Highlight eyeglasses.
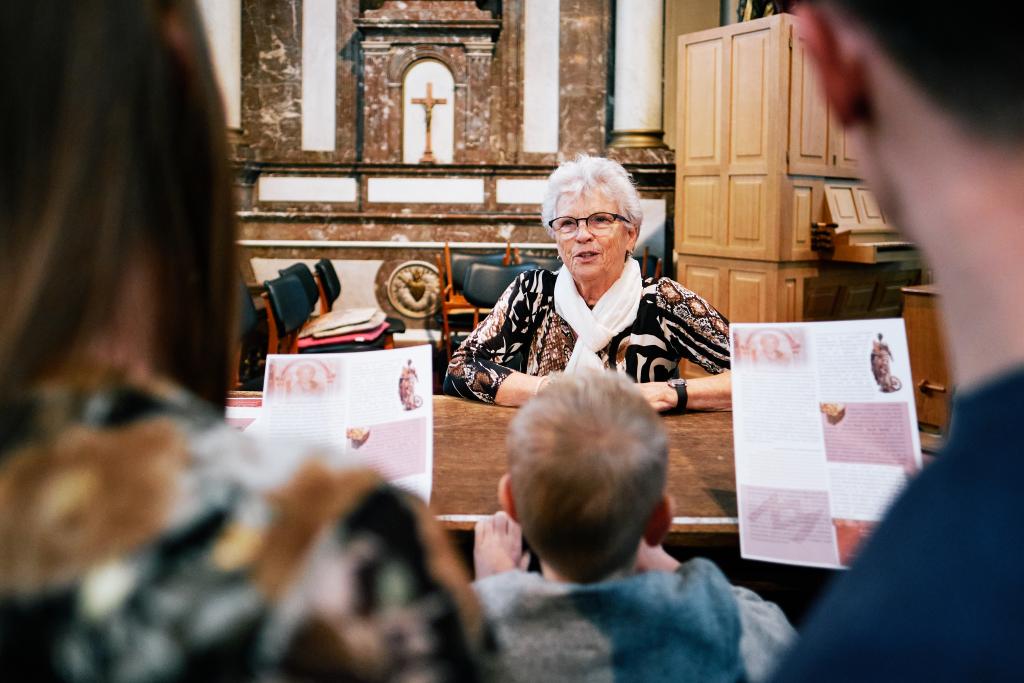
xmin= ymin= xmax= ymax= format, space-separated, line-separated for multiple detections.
xmin=547 ymin=212 xmax=630 ymax=236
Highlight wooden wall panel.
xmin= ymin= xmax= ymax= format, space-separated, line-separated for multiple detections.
xmin=902 ymin=288 xmax=951 ymax=431
xmin=787 ymin=27 xmax=829 ymax=175
xmin=835 ymin=282 xmax=876 ymax=317
xmin=682 ymin=264 xmax=723 ymax=309
xmin=792 ymin=185 xmax=813 ymax=250
xmin=825 ymin=185 xmax=858 ymax=224
xmin=831 ymin=115 xmax=859 ymax=177
xmin=780 ymin=275 xmax=799 ymax=321
xmin=872 ymin=272 xmax=918 ymax=317
xmin=729 ymin=269 xmax=769 ymax=322
xmin=855 ymin=187 xmax=885 ymax=226
xmin=729 ymin=28 xmax=770 ymax=167
xmin=680 ymin=176 xmax=722 ymax=247
xmin=727 ymin=175 xmax=766 ymax=249
xmin=682 ymin=38 xmax=724 ymax=168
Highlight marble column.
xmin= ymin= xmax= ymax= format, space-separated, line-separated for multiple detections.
xmin=609 ymin=0 xmax=665 ymax=148
xmin=197 ymin=0 xmax=241 ymax=129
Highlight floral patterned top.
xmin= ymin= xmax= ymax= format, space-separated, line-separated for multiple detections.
xmin=444 ymin=269 xmax=731 ymax=403
xmin=0 ymin=375 xmax=489 ymax=681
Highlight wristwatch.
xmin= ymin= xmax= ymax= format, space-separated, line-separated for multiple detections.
xmin=666 ymin=377 xmax=688 ymax=414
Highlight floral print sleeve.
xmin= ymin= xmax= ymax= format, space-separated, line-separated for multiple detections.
xmin=649 ymin=278 xmax=731 ymax=374
xmin=443 ymin=270 xmax=549 ymax=403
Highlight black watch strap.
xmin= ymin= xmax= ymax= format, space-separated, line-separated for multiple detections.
xmin=667 ymin=379 xmax=688 ymax=414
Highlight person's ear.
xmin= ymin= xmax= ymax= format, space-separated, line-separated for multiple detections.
xmin=796 ymin=5 xmax=870 ymax=128
xmin=498 ymin=473 xmax=519 ymax=522
xmin=626 ymin=223 xmax=640 ymax=255
xmin=642 ymin=494 xmax=673 ymax=546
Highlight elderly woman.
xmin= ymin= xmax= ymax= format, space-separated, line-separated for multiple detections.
xmin=444 ymin=155 xmax=731 ymax=411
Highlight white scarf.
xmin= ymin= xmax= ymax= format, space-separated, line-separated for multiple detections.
xmin=554 ymin=258 xmax=642 ymax=374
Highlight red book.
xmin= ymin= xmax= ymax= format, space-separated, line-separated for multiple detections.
xmin=296 ymin=320 xmax=389 ymax=349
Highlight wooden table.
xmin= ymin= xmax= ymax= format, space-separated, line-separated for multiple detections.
xmin=432 ymin=396 xmax=739 ymax=547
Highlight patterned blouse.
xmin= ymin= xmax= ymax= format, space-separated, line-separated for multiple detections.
xmin=444 ymin=269 xmax=731 ymax=403
xmin=0 ymin=375 xmax=489 ymax=681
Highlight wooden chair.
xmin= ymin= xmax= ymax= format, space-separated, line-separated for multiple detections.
xmin=438 ymin=241 xmax=519 ymax=359
xmin=233 ymin=280 xmax=263 ymax=389
xmin=462 ymin=262 xmax=539 ymax=327
xmin=314 ymin=258 xmax=341 ymax=314
xmin=521 ymin=255 xmax=561 ymax=272
xmin=278 ymin=263 xmax=320 ymax=313
xmin=263 ymin=274 xmax=314 ymax=355
xmin=276 ymin=258 xmax=404 ymax=354
xmin=635 ymin=246 xmax=663 ymax=280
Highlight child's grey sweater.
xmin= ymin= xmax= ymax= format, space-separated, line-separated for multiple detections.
xmin=474 ymin=558 xmax=795 ymax=683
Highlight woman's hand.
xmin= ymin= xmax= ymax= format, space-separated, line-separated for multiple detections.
xmin=637 ymin=371 xmax=732 ymax=413
xmin=637 ymin=381 xmax=679 ymax=412
xmin=494 ymin=372 xmax=550 ymax=407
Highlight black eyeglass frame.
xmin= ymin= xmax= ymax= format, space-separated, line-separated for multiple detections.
xmin=546 ymin=212 xmax=632 ymax=234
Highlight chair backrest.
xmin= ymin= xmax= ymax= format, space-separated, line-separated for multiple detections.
xmin=238 ymin=280 xmax=259 ymax=338
xmin=523 ymin=256 xmax=562 ymax=272
xmin=278 ymin=263 xmax=319 ymax=309
xmin=449 ymin=251 xmax=509 ymax=292
xmin=264 ymin=274 xmax=313 ymax=336
xmin=314 ymin=258 xmax=342 ymax=310
xmin=634 ymin=252 xmax=662 ymax=280
xmin=463 ymin=262 xmax=539 ymax=309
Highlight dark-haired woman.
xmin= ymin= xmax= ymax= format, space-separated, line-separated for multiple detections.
xmin=0 ymin=2 xmax=487 ymax=680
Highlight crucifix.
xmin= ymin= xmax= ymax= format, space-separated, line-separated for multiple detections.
xmin=411 ymin=82 xmax=447 ymax=164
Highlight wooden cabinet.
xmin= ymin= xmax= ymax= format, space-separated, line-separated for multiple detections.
xmin=902 ymin=285 xmax=951 ymax=434
xmin=788 ymin=26 xmax=859 ymax=178
xmin=675 ymin=15 xmax=918 ymax=324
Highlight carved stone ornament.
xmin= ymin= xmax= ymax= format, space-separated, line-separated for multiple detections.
xmin=356 ymin=0 xmax=500 ymax=164
xmin=387 ymin=260 xmax=441 ymax=318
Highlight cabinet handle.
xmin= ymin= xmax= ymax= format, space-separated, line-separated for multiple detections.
xmin=832 ymin=153 xmax=837 ymax=165
xmin=918 ymin=379 xmax=948 ymax=395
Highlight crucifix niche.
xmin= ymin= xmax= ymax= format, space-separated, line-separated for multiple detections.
xmin=401 ymin=59 xmax=455 ymax=164
xmin=412 ymin=83 xmax=447 ymax=164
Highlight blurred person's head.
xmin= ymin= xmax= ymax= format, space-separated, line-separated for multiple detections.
xmin=796 ymin=1 xmax=1024 ymax=241
xmin=799 ymin=1 xmax=1023 ymax=144
xmin=500 ymin=372 xmax=671 ymax=583
xmin=797 ymin=2 xmax=1024 ymax=387
xmin=0 ymin=0 xmax=236 ymax=403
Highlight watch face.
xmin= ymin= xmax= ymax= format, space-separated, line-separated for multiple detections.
xmin=667 ymin=378 xmax=687 ymax=387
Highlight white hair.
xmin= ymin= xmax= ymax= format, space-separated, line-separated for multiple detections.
xmin=540 ymin=154 xmax=644 ymax=238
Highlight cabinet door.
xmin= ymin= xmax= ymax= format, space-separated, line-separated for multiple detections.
xmin=729 ymin=24 xmax=773 ymax=171
xmin=787 ymin=27 xmax=831 ymax=176
xmin=903 ymin=291 xmax=951 ymax=431
xmin=829 ymin=113 xmax=860 ymax=178
xmin=729 ymin=269 xmax=770 ymax=322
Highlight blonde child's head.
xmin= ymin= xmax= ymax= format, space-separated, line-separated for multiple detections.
xmin=503 ymin=372 xmax=670 ymax=583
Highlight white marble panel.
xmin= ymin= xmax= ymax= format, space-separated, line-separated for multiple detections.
xmin=367 ymin=178 xmax=485 ymax=204
xmin=636 ymin=197 xmax=667 ymax=259
xmin=301 ymin=0 xmax=337 ymax=151
xmin=403 ymin=61 xmax=455 ymax=164
xmin=258 ymin=176 xmax=357 ymax=203
xmin=496 ymin=178 xmax=548 ymax=204
xmin=523 ymin=0 xmax=560 ymax=153
xmin=197 ymin=0 xmax=241 ymax=128
xmin=251 ymin=258 xmax=382 ymax=310
xmin=614 ymin=0 xmax=664 ymax=131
